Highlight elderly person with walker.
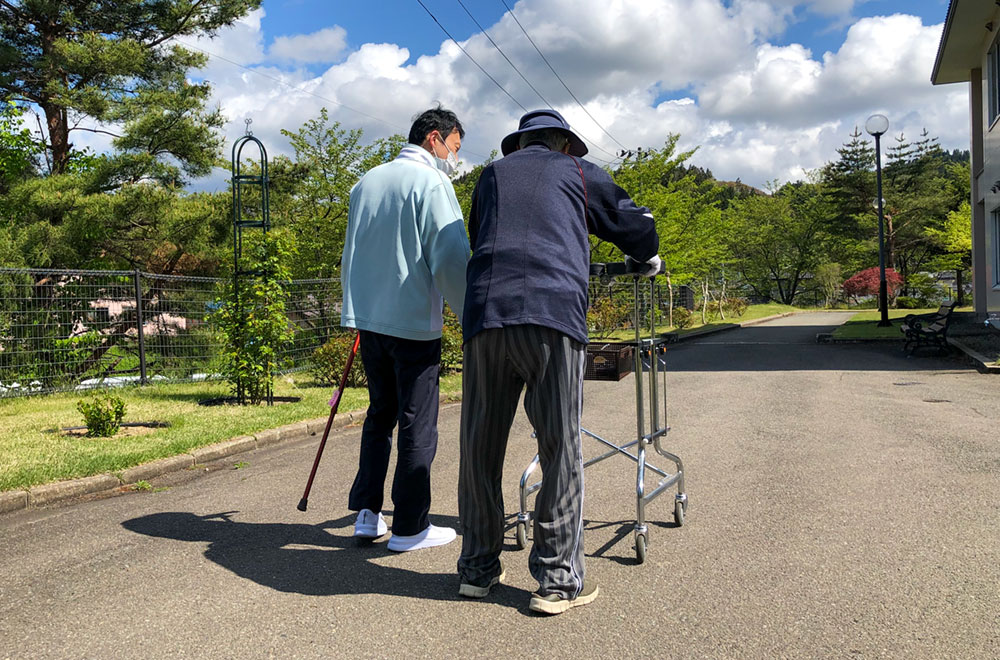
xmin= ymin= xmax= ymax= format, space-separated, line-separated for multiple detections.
xmin=457 ymin=109 xmax=661 ymax=613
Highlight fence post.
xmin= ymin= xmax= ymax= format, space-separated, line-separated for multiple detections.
xmin=133 ymin=268 xmax=147 ymax=384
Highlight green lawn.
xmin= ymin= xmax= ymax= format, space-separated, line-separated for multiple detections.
xmin=831 ymin=308 xmax=972 ymax=340
xmin=596 ymin=302 xmax=807 ymax=341
xmin=0 ymin=373 xmax=462 ymax=492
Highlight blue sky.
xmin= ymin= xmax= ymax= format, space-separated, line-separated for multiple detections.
xmin=151 ymin=0 xmax=966 ymax=189
xmin=261 ymin=0 xmax=950 ymax=68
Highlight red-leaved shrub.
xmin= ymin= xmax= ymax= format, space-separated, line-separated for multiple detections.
xmin=842 ymin=267 xmax=903 ymax=298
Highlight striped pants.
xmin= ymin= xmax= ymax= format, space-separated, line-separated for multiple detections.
xmin=457 ymin=325 xmax=586 ymax=599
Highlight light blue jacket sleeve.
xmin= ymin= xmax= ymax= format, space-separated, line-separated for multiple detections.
xmin=419 ymin=182 xmax=470 ymax=323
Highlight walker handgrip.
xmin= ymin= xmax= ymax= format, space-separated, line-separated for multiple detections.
xmin=590 ymin=262 xmax=628 ymax=277
xmin=590 ymin=261 xmax=664 ymax=277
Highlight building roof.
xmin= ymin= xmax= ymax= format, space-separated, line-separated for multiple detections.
xmin=931 ymin=0 xmax=997 ymax=85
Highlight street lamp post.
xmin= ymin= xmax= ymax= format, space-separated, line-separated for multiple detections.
xmin=865 ymin=113 xmax=891 ymax=327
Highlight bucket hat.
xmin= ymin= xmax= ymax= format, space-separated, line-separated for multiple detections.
xmin=500 ymin=109 xmax=588 ymax=157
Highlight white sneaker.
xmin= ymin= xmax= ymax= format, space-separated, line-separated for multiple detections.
xmin=353 ymin=509 xmax=387 ymax=539
xmin=386 ymin=524 xmax=457 ymax=552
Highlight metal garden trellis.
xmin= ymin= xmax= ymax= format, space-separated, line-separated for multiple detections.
xmin=231 ymin=118 xmax=274 ymax=405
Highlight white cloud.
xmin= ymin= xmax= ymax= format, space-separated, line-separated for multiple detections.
xmin=181 ymin=1 xmax=966 ymax=192
xmin=185 ymin=7 xmax=266 ymax=68
xmin=269 ymin=26 xmax=348 ymax=64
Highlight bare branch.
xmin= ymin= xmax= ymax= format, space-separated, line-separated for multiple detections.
xmin=69 ymin=126 xmax=122 ymax=139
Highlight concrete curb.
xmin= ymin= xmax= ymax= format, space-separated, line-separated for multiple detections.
xmin=668 ymin=311 xmax=800 ymax=343
xmin=29 ymin=474 xmax=121 ymax=507
xmin=0 ymin=489 xmax=29 ymax=514
xmin=2 ymin=404 xmax=372 ymax=516
xmin=948 ymin=337 xmax=1000 ymax=373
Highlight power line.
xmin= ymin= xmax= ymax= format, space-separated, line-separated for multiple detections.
xmin=498 ymin=0 xmax=628 ymax=152
xmin=454 ymin=0 xmax=552 ymax=108
xmin=453 ymin=0 xmax=619 ymax=163
xmin=414 ymin=0 xmax=528 ymax=113
xmin=180 ymin=31 xmax=616 ymax=167
xmin=413 ymin=0 xmax=616 ymax=165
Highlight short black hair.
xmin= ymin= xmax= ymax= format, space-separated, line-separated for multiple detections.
xmin=408 ymin=105 xmax=465 ymax=145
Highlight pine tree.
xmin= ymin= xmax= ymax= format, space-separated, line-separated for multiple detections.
xmin=0 ymin=0 xmax=261 ymax=180
xmin=821 ymin=126 xmax=875 ymax=242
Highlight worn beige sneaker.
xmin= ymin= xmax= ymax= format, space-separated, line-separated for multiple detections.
xmin=459 ymin=563 xmax=506 ymax=598
xmin=528 ymin=581 xmax=599 ymax=615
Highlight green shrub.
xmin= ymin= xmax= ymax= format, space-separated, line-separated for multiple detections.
xmin=895 ymin=296 xmax=921 ymax=309
xmin=906 ymin=272 xmax=947 ymax=304
xmin=309 ymin=334 xmax=366 ymax=387
xmin=76 ymin=392 xmax=126 ymax=437
xmin=724 ymin=297 xmax=749 ymax=318
xmin=441 ymin=306 xmax=463 ymax=373
xmin=211 ymin=234 xmax=295 ymax=405
xmin=588 ymin=295 xmax=631 ymax=337
xmin=672 ymin=307 xmax=692 ymax=329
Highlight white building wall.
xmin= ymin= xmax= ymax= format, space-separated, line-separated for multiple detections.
xmin=978 ymin=12 xmax=1000 ymax=314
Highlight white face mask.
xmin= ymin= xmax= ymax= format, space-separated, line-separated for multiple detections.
xmin=434 ymin=137 xmax=459 ymax=175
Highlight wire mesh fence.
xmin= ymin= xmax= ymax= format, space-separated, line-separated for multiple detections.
xmin=0 ymin=268 xmax=344 ymax=398
xmin=0 ymin=267 xmax=717 ymax=399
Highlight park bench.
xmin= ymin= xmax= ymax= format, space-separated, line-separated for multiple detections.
xmin=900 ymin=301 xmax=958 ymax=355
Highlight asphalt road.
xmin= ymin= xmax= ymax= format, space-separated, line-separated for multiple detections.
xmin=2 ymin=312 xmax=998 ymax=659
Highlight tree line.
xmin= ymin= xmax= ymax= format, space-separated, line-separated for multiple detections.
xmin=0 ymin=0 xmax=972 ymax=309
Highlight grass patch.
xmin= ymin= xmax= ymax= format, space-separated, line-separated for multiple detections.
xmin=0 ymin=372 xmax=462 ymax=492
xmin=831 ymin=308 xmax=973 ymax=340
xmin=595 ymin=302 xmax=808 ymax=341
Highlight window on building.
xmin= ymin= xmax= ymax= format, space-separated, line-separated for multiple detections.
xmin=990 ymin=39 xmax=1000 ymax=125
xmin=994 ymin=208 xmax=1000 ymax=287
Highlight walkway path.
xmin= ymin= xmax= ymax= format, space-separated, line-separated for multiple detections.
xmin=2 ymin=313 xmax=998 ymax=658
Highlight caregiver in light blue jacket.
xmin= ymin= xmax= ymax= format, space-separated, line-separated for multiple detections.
xmin=340 ymin=106 xmax=469 ymax=552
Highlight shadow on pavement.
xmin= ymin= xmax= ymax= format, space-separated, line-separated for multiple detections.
xmin=584 ymin=519 xmax=676 ymax=566
xmin=122 ymin=510 xmax=530 ymax=607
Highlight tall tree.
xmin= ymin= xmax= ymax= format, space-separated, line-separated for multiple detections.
xmin=724 ymin=181 xmax=829 ymax=304
xmin=0 ymin=98 xmax=41 ymax=194
xmin=274 ymin=108 xmax=405 ymax=279
xmin=607 ymin=136 xmax=724 ymax=281
xmin=881 ymin=130 xmax=960 ymax=287
xmin=0 ymin=0 xmax=260 ymax=181
xmin=925 ymin=201 xmax=972 ymax=305
xmin=821 ymin=126 xmax=876 ymax=247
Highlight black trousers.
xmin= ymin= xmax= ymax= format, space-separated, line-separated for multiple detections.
xmin=348 ymin=330 xmax=441 ymax=536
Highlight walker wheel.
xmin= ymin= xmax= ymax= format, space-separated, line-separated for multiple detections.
xmin=515 ymin=521 xmax=528 ymax=549
xmin=635 ymin=534 xmax=647 ymax=564
xmin=674 ymin=498 xmax=685 ymax=526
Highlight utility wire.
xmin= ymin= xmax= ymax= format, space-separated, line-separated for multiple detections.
xmin=414 ymin=0 xmax=615 ymax=164
xmin=498 ymin=0 xmax=628 ymax=152
xmin=414 ymin=0 xmax=528 ymax=112
xmin=453 ymin=0 xmax=618 ymax=164
xmin=454 ymin=0 xmax=552 ymax=107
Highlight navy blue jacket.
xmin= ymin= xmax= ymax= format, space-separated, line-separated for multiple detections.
xmin=463 ymin=144 xmax=659 ymax=344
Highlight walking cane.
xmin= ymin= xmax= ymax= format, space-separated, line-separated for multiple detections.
xmin=297 ymin=332 xmax=361 ymax=511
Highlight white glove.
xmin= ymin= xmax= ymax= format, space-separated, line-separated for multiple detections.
xmin=626 ymin=254 xmax=662 ymax=278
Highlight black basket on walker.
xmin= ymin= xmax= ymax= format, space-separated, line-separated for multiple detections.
xmin=584 ymin=343 xmax=633 ymax=381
